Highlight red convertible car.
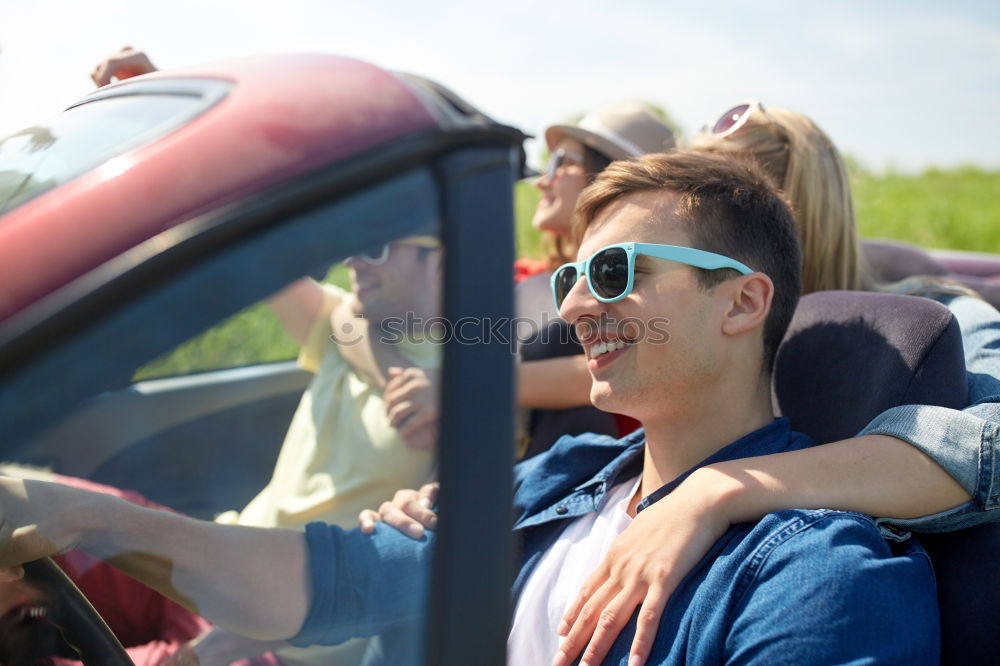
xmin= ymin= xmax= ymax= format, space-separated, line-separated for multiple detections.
xmin=0 ymin=53 xmax=522 ymax=665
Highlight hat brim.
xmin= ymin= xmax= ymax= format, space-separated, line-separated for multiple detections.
xmin=544 ymin=124 xmax=633 ymax=162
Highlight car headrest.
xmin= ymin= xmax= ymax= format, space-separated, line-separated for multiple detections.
xmin=773 ymin=291 xmax=968 ymax=443
xmin=862 ymin=240 xmax=949 ymax=283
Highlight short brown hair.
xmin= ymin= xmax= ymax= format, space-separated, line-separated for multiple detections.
xmin=574 ymin=151 xmax=802 ymax=371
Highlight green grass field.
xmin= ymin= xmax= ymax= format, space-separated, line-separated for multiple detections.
xmin=137 ymin=167 xmax=999 ymax=380
xmin=852 ymin=167 xmax=1000 ymax=251
xmin=133 ymin=265 xmax=352 ymax=381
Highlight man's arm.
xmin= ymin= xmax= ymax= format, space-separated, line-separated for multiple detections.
xmin=0 ymin=477 xmax=309 ymax=640
xmin=517 ymin=356 xmax=592 ymax=409
xmin=91 ymin=46 xmax=157 ymax=87
xmin=266 ymin=278 xmax=327 ymax=347
xmin=0 ymin=477 xmax=435 ymax=647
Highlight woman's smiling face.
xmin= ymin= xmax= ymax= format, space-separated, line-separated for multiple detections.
xmin=532 ymin=137 xmax=587 ymax=238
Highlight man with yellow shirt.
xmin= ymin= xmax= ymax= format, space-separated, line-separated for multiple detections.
xmin=226 ymin=236 xmax=443 ymax=531
xmin=191 ymin=236 xmax=444 ymax=664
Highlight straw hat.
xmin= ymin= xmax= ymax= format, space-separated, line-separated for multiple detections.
xmin=544 ymin=102 xmax=677 ymax=161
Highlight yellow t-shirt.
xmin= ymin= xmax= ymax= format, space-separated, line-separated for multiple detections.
xmin=218 ymin=285 xmax=438 ymax=665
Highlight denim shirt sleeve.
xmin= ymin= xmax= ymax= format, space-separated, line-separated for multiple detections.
xmin=859 ymin=403 xmax=1000 ymax=532
xmin=858 ymin=294 xmax=1000 ymax=533
xmin=726 ymin=511 xmax=939 ymax=664
xmin=290 ymin=521 xmax=433 ymax=647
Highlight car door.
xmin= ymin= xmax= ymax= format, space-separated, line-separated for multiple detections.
xmin=0 ymin=57 xmax=519 ymax=665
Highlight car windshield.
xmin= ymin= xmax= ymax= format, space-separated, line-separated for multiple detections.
xmin=0 ymin=90 xmax=221 ymax=214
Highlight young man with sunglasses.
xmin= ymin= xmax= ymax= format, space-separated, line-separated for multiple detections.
xmin=0 ymin=152 xmax=937 ymax=664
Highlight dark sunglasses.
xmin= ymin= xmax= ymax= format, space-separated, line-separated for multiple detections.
xmin=551 ymin=242 xmax=753 ymax=310
xmin=545 ymin=148 xmax=585 ymax=180
xmin=357 ymin=244 xmax=391 ymax=265
xmin=351 ymin=236 xmax=442 ymax=266
xmin=707 ymin=100 xmax=765 ymax=137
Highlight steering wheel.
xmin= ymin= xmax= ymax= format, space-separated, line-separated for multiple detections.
xmin=22 ymin=558 xmax=133 ymax=665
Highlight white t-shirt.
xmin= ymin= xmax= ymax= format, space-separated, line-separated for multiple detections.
xmin=508 ymin=475 xmax=642 ymax=665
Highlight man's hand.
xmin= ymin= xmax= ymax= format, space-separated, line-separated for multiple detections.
xmin=3 ymin=476 xmax=310 ymax=639
xmin=384 ymin=366 xmax=440 ymax=451
xmin=552 ymin=468 xmax=735 ymax=666
xmin=0 ymin=477 xmax=84 ymax=582
xmin=91 ymin=46 xmax=158 ymax=86
xmin=358 ymin=482 xmax=439 ymax=539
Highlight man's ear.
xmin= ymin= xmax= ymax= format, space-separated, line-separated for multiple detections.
xmin=721 ymin=273 xmax=773 ymax=336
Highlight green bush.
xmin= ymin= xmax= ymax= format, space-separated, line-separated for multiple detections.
xmin=133 ymin=265 xmax=351 ymax=380
xmin=515 ymin=179 xmax=544 ymax=260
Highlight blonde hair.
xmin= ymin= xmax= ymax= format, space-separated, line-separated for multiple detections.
xmin=691 ymin=107 xmax=873 ymax=294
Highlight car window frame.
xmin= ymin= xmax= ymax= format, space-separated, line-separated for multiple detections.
xmin=0 ymin=164 xmax=440 ymax=449
xmin=0 ymin=121 xmax=520 ymax=664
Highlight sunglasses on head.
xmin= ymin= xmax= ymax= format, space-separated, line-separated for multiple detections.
xmin=706 ymin=100 xmax=765 ymax=137
xmin=545 ymin=148 xmax=585 ymax=181
xmin=551 ymin=242 xmax=753 ymax=310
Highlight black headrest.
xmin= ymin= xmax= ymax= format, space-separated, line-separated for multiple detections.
xmin=774 ymin=290 xmax=1000 ymax=664
xmin=920 ymin=524 xmax=1000 ymax=664
xmin=773 ymin=291 xmax=968 ymax=443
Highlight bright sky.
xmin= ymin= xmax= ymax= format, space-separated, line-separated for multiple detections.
xmin=2 ymin=0 xmax=998 ymax=173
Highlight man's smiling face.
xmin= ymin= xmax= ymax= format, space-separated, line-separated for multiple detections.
xmin=558 ymin=190 xmax=731 ymax=423
xmin=345 ymin=242 xmax=442 ymax=324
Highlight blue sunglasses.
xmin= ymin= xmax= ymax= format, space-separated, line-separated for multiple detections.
xmin=551 ymin=242 xmax=753 ymax=310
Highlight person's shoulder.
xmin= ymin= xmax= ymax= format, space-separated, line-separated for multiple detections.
xmin=513 ymin=430 xmax=644 ymax=520
xmin=748 ymin=509 xmax=893 ymax=553
xmin=710 ymin=509 xmax=939 ymax=664
xmin=736 ymin=509 xmax=934 ymax=589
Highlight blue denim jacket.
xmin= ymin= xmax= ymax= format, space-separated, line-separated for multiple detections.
xmin=294 ymin=419 xmax=939 ymax=664
xmin=860 ymin=294 xmax=1000 ymax=532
